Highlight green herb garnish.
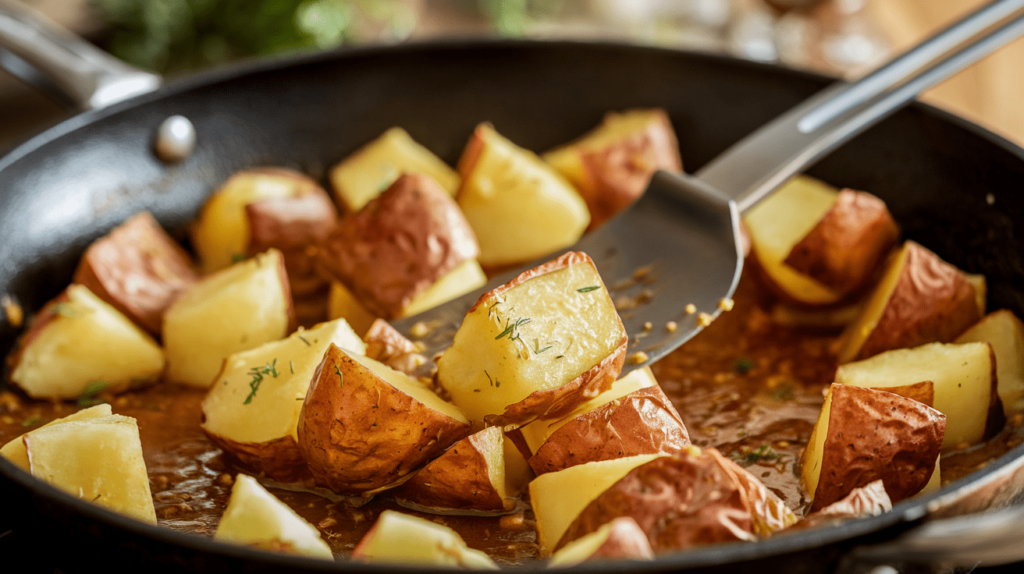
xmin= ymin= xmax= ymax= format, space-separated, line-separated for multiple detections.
xmin=733 ymin=358 xmax=754 ymax=374
xmin=78 ymin=381 xmax=108 ymax=407
xmin=289 ymin=360 xmax=295 ymax=374
xmin=231 ymin=253 xmax=246 ymax=263
xmin=495 ymin=317 xmax=531 ymax=342
xmin=297 ymin=334 xmax=311 ymax=347
xmin=21 ymin=415 xmax=41 ymax=427
xmin=243 ymin=360 xmax=279 ymax=405
xmin=576 ymin=286 xmax=600 ymax=293
xmin=532 ymin=339 xmax=553 ymax=355
xmin=770 ymin=383 xmax=796 ymax=402
xmin=334 ymin=365 xmax=343 ymax=388
xmin=733 ymin=444 xmax=780 ymax=467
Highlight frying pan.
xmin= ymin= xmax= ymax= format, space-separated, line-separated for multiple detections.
xmin=1 ymin=9 xmax=1024 ymax=574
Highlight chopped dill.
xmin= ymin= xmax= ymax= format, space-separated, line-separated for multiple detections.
xmin=21 ymin=415 xmax=41 ymax=427
xmin=231 ymin=253 xmax=246 ymax=263
xmin=733 ymin=444 xmax=780 ymax=466
xmin=243 ymin=359 xmax=279 ymax=405
xmin=495 ymin=317 xmax=531 ymax=342
xmin=733 ymin=358 xmax=754 ymax=375
xmin=334 ymin=365 xmax=344 ymax=388
xmin=576 ymin=286 xmax=601 ymax=293
xmin=78 ymin=381 xmax=108 ymax=408
xmin=289 ymin=360 xmax=295 ymax=374
xmin=533 ymin=339 xmax=553 ymax=355
xmin=297 ymin=334 xmax=311 ymax=347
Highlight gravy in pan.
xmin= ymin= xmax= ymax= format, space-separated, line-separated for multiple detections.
xmin=1 ymin=274 xmax=1021 ymax=565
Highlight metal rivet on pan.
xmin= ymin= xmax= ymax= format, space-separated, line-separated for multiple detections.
xmin=154 ymin=115 xmax=197 ymax=163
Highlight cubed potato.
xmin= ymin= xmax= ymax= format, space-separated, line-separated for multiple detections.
xmin=73 ymin=211 xmax=199 ymax=335
xmin=956 ymin=310 xmax=1024 ymax=415
xmin=214 ymin=474 xmax=333 ymax=558
xmin=327 ymin=281 xmax=378 ymax=336
xmin=457 ymin=124 xmax=590 ymax=267
xmin=318 ymin=173 xmax=482 ymax=319
xmin=201 ymin=319 xmax=365 ymax=481
xmin=548 ymin=517 xmax=654 ymax=567
xmin=1 ymin=404 xmax=112 ymax=471
xmin=437 ymin=251 xmax=628 ymax=427
xmin=352 ymin=510 xmax=497 ymax=569
xmin=329 ymin=127 xmax=460 ymax=213
xmin=502 ymin=434 xmax=533 ymax=498
xmin=966 ymin=273 xmax=987 ymax=316
xmin=24 ymin=414 xmax=156 ymax=523
xmin=835 ymin=342 xmax=1001 ymax=449
xmin=163 ymin=249 xmax=294 ymax=388
xmin=800 ymin=384 xmax=945 ymax=512
xmin=542 ymin=109 xmax=682 ymax=229
xmin=792 ymin=480 xmax=892 ymax=530
xmin=10 ymin=285 xmax=165 ymax=400
xmin=297 ymin=344 xmax=470 ymax=495
xmin=395 ymin=426 xmax=512 ymax=513
xmin=362 ymin=318 xmax=425 ymax=375
xmin=836 ymin=241 xmax=980 ymax=363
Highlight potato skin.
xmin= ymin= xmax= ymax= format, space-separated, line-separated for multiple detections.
xmin=395 ymin=428 xmax=507 ymax=512
xmin=317 ymin=173 xmax=480 ymax=319
xmin=792 ymin=480 xmax=891 ymax=531
xmin=203 ymin=434 xmax=311 ymax=483
xmin=363 ymin=319 xmax=423 ymax=376
xmin=73 ymin=212 xmax=199 ymax=335
xmin=585 ymin=517 xmax=655 ymax=562
xmin=784 ymin=190 xmax=899 ymax=297
xmin=812 ymin=385 xmax=945 ymax=512
xmin=297 ymin=344 xmax=470 ymax=494
xmin=528 ymin=385 xmax=690 ymax=475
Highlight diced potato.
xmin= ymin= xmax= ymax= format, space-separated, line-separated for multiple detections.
xmin=401 ymin=260 xmax=487 ymax=318
xmin=502 ymin=434 xmax=533 ymax=498
xmin=1 ymin=404 xmax=112 ymax=471
xmin=214 ymin=474 xmax=333 ymax=558
xmin=327 ymin=281 xmax=378 ymax=336
xmin=163 ymin=249 xmax=294 ymax=388
xmin=794 ymin=480 xmax=892 ymax=530
xmin=24 ymin=414 xmax=156 ymax=523
xmin=957 ymin=310 xmax=1024 ymax=414
xmin=548 ymin=517 xmax=654 ymax=566
xmin=352 ymin=510 xmax=497 ymax=569
xmin=10 ymin=285 xmax=165 ymax=400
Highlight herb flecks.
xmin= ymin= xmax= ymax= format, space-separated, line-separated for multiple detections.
xmin=577 ymin=285 xmax=601 ymax=293
xmin=51 ymin=303 xmax=82 ymax=318
xmin=243 ymin=360 xmax=279 ymax=405
xmin=770 ymin=383 xmax=796 ymax=402
xmin=334 ymin=365 xmax=343 ymax=388
xmin=495 ymin=317 xmax=531 ymax=342
xmin=733 ymin=358 xmax=754 ymax=375
xmin=78 ymin=381 xmax=108 ymax=408
xmin=21 ymin=415 xmax=41 ymax=427
xmin=532 ymin=339 xmax=553 ymax=355
xmin=297 ymin=334 xmax=311 ymax=347
xmin=733 ymin=444 xmax=780 ymax=467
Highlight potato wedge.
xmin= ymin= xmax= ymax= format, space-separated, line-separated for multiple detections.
xmin=201 ymin=319 xmax=365 ymax=481
xmin=1 ymin=404 xmax=112 ymax=471
xmin=9 ymin=285 xmax=164 ymax=400
xmin=327 ymin=281 xmax=378 ymax=336
xmin=329 ymin=127 xmax=460 ymax=212
xmin=542 ymin=109 xmax=682 ymax=229
xmin=956 ymin=310 xmax=1024 ymax=415
xmin=548 ymin=517 xmax=654 ymax=566
xmin=214 ymin=474 xmax=332 ymax=558
xmin=457 ymin=124 xmax=589 ymax=266
xmin=297 ymin=344 xmax=470 ymax=494
xmin=24 ymin=414 xmax=156 ymax=523
xmin=73 ymin=211 xmax=199 ymax=335
xmin=163 ymin=249 xmax=294 ymax=388
xmin=437 ymin=251 xmax=628 ymax=426
xmin=318 ymin=173 xmax=481 ymax=319
xmin=352 ymin=510 xmax=497 ymax=569
xmin=837 ymin=241 xmax=980 ymax=363
xmin=792 ymin=480 xmax=891 ymax=530
xmin=835 ymin=342 xmax=1001 ymax=449
xmin=800 ymin=384 xmax=945 ymax=512
xmin=396 ymin=426 xmax=512 ymax=513
xmin=502 ymin=434 xmax=533 ymax=498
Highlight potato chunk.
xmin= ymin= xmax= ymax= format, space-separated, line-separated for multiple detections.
xmin=956 ymin=310 xmax=1024 ymax=415
xmin=24 ymin=414 xmax=156 ymax=523
xmin=73 ymin=211 xmax=199 ymax=335
xmin=437 ymin=251 xmax=627 ymax=426
xmin=1 ymin=404 xmax=112 ymax=471
xmin=201 ymin=319 xmax=365 ymax=481
xmin=163 ymin=249 xmax=294 ymax=388
xmin=214 ymin=474 xmax=333 ymax=558
xmin=457 ymin=124 xmax=589 ymax=266
xmin=297 ymin=344 xmax=470 ymax=494
xmin=834 ymin=342 xmax=1001 ymax=448
xmin=548 ymin=517 xmax=654 ymax=566
xmin=10 ymin=285 xmax=164 ymax=400
xmin=800 ymin=384 xmax=945 ymax=512
xmin=353 ymin=510 xmax=497 ymax=569
xmin=793 ymin=480 xmax=892 ymax=530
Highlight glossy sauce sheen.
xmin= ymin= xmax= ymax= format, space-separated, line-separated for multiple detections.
xmin=1 ymin=275 xmax=1022 ymax=565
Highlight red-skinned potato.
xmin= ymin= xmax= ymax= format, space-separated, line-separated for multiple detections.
xmin=548 ymin=517 xmax=654 ymax=566
xmin=801 ymin=384 xmax=945 ymax=512
xmin=437 ymin=251 xmax=627 ymax=427
xmin=542 ymin=109 xmax=682 ymax=229
xmin=297 ymin=344 xmax=470 ymax=495
xmin=790 ymin=479 xmax=891 ymax=531
xmin=956 ymin=310 xmax=1024 ymax=415
xmin=362 ymin=318 xmax=426 ymax=376
xmin=73 ymin=211 xmax=199 ymax=335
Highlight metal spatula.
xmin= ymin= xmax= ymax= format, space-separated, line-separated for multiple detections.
xmin=395 ymin=0 xmax=1024 ymax=372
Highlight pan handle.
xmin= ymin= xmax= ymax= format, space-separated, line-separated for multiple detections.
xmin=0 ymin=0 xmax=159 ymax=110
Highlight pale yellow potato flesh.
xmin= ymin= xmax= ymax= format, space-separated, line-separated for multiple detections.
xmin=957 ymin=310 xmax=1024 ymax=415
xmin=836 ymin=246 xmax=909 ymax=363
xmin=329 ymin=127 xmax=460 ymax=212
xmin=437 ymin=260 xmax=624 ymax=423
xmin=25 ymin=415 xmax=156 ymax=524
xmin=502 ymin=435 xmax=533 ymax=497
xmin=1 ymin=404 xmax=112 ymax=471
xmin=548 ymin=522 xmax=616 ymax=567
xmin=327 ymin=281 xmax=378 ymax=337
xmin=10 ymin=285 xmax=165 ymax=400
xmin=966 ymin=273 xmax=987 ymax=317
xmin=350 ymin=352 xmax=469 ymax=424
xmin=164 ymin=250 xmax=291 ymax=388
xmin=835 ymin=342 xmax=995 ymax=449
xmin=744 ymin=176 xmax=842 ymax=306
xmin=520 ymin=366 xmax=657 ymax=455
xmin=201 ymin=319 xmax=365 ymax=445
xmin=353 ymin=510 xmax=497 ymax=569
xmin=457 ymin=125 xmax=590 ymax=266
xmin=401 ymin=260 xmax=487 ymax=317
xmin=529 ymin=454 xmax=663 ymax=556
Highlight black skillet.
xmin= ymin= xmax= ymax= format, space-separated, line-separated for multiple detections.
xmin=2 ymin=10 xmax=1024 ymax=574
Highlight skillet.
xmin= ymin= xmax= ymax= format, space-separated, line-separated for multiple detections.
xmin=1 ymin=27 xmax=1024 ymax=574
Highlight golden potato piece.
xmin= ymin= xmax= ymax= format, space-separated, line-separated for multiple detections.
xmin=957 ymin=310 xmax=1024 ymax=415
xmin=457 ymin=123 xmax=589 ymax=266
xmin=543 ymin=109 xmax=682 ymax=229
xmin=163 ymin=249 xmax=294 ymax=388
xmin=837 ymin=241 xmax=980 ymax=363
xmin=1 ymin=404 xmax=112 ymax=471
xmin=800 ymin=384 xmax=944 ymax=512
xmin=548 ymin=517 xmax=654 ymax=567
xmin=25 ymin=414 xmax=156 ymax=523
xmin=214 ymin=474 xmax=333 ymax=558
xmin=437 ymin=251 xmax=627 ymax=426
xmin=201 ymin=319 xmax=365 ymax=481
xmin=73 ymin=211 xmax=199 ymax=335
xmin=502 ymin=434 xmax=533 ymax=498
xmin=329 ymin=127 xmax=460 ymax=213
xmin=327 ymin=281 xmax=378 ymax=336
xmin=10 ymin=285 xmax=164 ymax=400
xmin=352 ymin=510 xmax=497 ymax=569
xmin=297 ymin=344 xmax=470 ymax=494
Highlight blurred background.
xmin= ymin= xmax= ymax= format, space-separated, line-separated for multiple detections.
xmin=2 ymin=0 xmax=1023 ymax=151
